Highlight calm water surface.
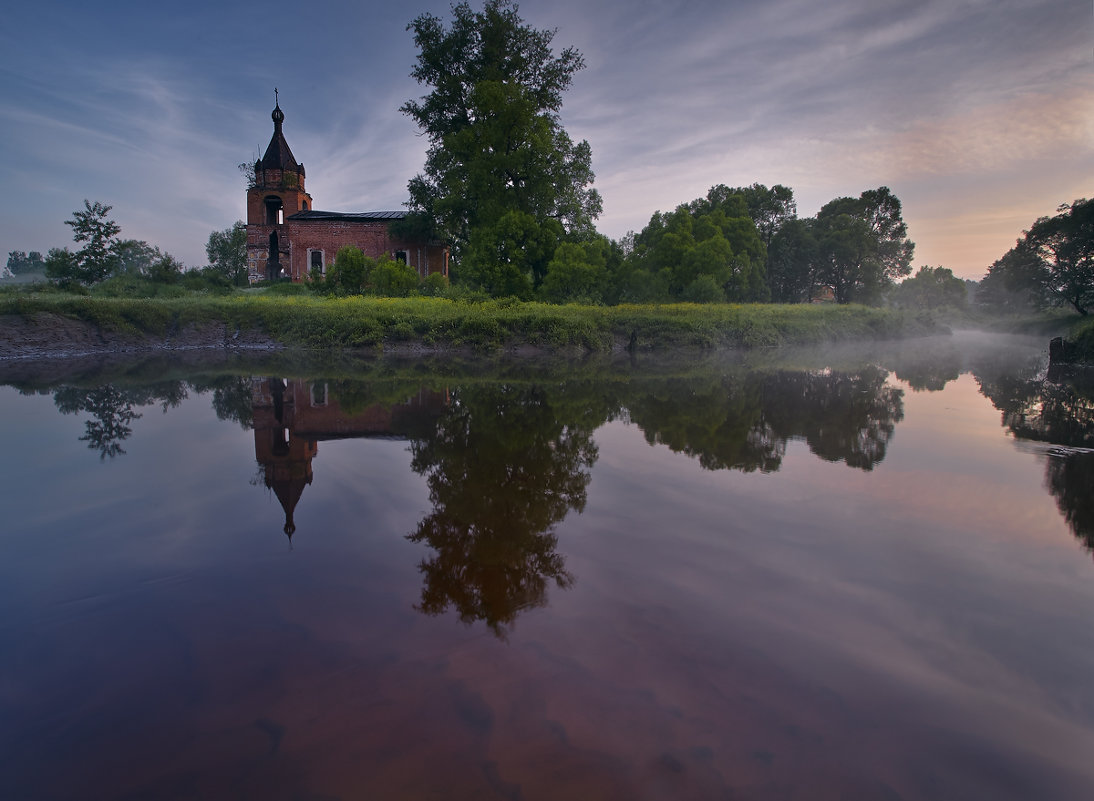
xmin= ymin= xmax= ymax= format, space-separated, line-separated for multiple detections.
xmin=1 ymin=332 xmax=1092 ymax=800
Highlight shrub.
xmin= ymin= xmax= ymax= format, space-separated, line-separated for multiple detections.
xmin=372 ymin=256 xmax=420 ymax=297
xmin=682 ymin=275 xmax=725 ymax=304
xmin=326 ymin=246 xmax=370 ymax=294
xmin=419 ymin=271 xmax=450 ymax=296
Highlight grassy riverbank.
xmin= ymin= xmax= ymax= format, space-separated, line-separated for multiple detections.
xmin=0 ymin=291 xmax=937 ymax=354
xmin=1068 ymin=316 xmax=1094 ymax=362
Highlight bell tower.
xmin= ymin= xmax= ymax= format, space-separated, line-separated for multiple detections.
xmin=246 ymin=91 xmax=312 ymax=281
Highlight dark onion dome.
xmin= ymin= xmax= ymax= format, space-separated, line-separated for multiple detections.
xmin=258 ymin=100 xmax=303 ymax=175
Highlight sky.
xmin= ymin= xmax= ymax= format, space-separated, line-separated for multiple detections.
xmin=0 ymin=0 xmax=1090 ymax=280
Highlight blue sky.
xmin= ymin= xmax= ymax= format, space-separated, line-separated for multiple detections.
xmin=1 ymin=0 xmax=1090 ymax=279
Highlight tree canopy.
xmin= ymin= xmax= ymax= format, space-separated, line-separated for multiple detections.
xmin=629 ymin=192 xmax=768 ymax=303
xmin=889 ymin=266 xmax=967 ymax=311
xmin=813 ymin=187 xmax=915 ymax=304
xmin=6 ymin=251 xmax=45 ymax=276
xmin=984 ymin=199 xmax=1093 ymax=316
xmin=205 ymin=221 xmax=248 ymax=286
xmin=402 ymin=0 xmax=601 ymax=291
xmin=42 ymin=201 xmax=185 ymax=288
xmin=46 ymin=200 xmax=122 ymax=286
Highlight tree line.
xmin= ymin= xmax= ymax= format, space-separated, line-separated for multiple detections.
xmin=977 ymin=198 xmax=1093 ymax=316
xmin=10 ymin=0 xmax=1087 ymax=313
xmin=395 ymin=0 xmax=1089 ymax=313
xmin=6 ymin=199 xmax=250 ymax=292
xmin=395 ymin=0 xmax=917 ymax=306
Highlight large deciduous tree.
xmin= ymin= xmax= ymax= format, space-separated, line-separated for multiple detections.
xmin=114 ymin=239 xmax=170 ymax=277
xmin=629 ymin=190 xmax=768 ymax=303
xmin=5 ymin=251 xmax=46 ymax=276
xmin=694 ymin=184 xmax=797 ymax=248
xmin=401 ymin=0 xmax=601 ymax=291
xmin=766 ymin=218 xmax=819 ymax=303
xmin=46 ymin=200 xmax=122 ymax=286
xmin=998 ymin=199 xmax=1093 ymax=316
xmin=205 ymin=221 xmax=248 ymax=286
xmin=814 ymin=187 xmax=914 ymax=304
xmin=889 ymin=266 xmax=967 ymax=310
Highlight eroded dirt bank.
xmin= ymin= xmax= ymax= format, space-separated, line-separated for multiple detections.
xmin=0 ymin=314 xmax=282 ymax=360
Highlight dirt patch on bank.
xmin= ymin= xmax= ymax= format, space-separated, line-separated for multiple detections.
xmin=0 ymin=313 xmax=283 ymax=360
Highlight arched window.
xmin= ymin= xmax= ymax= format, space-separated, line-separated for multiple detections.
xmin=268 ymin=231 xmax=280 ymax=281
xmin=264 ymin=195 xmax=284 ymax=226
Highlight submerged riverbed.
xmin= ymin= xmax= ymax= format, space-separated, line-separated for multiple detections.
xmin=1 ymin=332 xmax=1092 ymax=800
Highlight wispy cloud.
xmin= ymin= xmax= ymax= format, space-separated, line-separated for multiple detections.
xmin=0 ymin=0 xmax=1088 ymax=276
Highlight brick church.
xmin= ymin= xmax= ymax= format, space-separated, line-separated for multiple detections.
xmin=246 ymin=98 xmax=448 ymax=283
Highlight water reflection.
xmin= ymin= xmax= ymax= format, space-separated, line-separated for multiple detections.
xmin=1047 ymin=453 xmax=1094 ymax=551
xmin=250 ymin=377 xmax=448 ymax=538
xmin=887 ymin=338 xmax=964 ymax=391
xmin=408 ymin=382 xmax=608 ymax=637
xmin=4 ymin=340 xmax=1094 ymax=799
xmin=624 ymin=366 xmax=904 ymax=472
xmin=973 ymin=357 xmax=1094 ymax=551
xmin=53 ymin=381 xmax=187 ymax=458
xmin=8 ymin=341 xmax=1093 ymax=619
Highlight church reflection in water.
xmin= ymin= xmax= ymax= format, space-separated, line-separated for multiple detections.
xmin=251 ymin=377 xmax=448 ymax=539
xmin=248 ymin=375 xmax=603 ymax=636
xmin=26 ymin=351 xmax=1091 ymax=634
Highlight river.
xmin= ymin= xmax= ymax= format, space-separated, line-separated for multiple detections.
xmin=1 ymin=331 xmax=1092 ymax=800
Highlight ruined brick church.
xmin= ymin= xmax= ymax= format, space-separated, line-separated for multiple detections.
xmin=246 ymin=99 xmax=448 ymax=283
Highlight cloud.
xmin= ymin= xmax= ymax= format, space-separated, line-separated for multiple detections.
xmin=0 ymin=0 xmax=1089 ymax=277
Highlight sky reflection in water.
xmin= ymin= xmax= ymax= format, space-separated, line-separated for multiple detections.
xmin=0 ymin=333 xmax=1092 ymax=800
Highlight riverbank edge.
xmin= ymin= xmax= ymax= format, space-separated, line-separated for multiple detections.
xmin=1062 ymin=316 xmax=1094 ymax=364
xmin=0 ymin=296 xmax=937 ymax=360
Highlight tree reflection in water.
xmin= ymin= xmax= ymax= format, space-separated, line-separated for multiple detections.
xmin=20 ymin=345 xmax=1093 ymax=627
xmin=407 ymin=383 xmax=606 ymax=638
xmin=192 ymin=375 xmax=255 ymax=430
xmin=1046 ymin=453 xmax=1094 ymax=552
xmin=974 ymin=359 xmax=1094 ymax=553
xmin=405 ymin=366 xmax=908 ymax=636
xmin=30 ymin=363 xmax=910 ymax=634
xmin=624 ymin=365 xmax=904 ymax=472
xmin=53 ymin=382 xmax=187 ymax=459
xmin=887 ymin=338 xmax=964 ymax=391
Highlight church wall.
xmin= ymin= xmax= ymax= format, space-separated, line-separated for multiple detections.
xmin=246 ymin=223 xmax=284 ymax=282
xmin=283 ymin=220 xmax=448 ymax=282
xmin=244 ymin=102 xmax=447 ymax=284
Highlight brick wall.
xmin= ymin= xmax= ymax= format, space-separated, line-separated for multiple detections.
xmin=283 ymin=220 xmax=448 ymax=281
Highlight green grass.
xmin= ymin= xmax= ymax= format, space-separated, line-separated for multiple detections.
xmin=1067 ymin=316 xmax=1094 ymax=362
xmin=0 ymin=291 xmax=938 ymax=353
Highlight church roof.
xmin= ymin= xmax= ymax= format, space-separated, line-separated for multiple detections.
xmin=265 ymin=465 xmax=311 ymax=539
xmin=258 ymin=100 xmax=302 ymax=173
xmin=287 ymin=210 xmax=408 ymax=221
